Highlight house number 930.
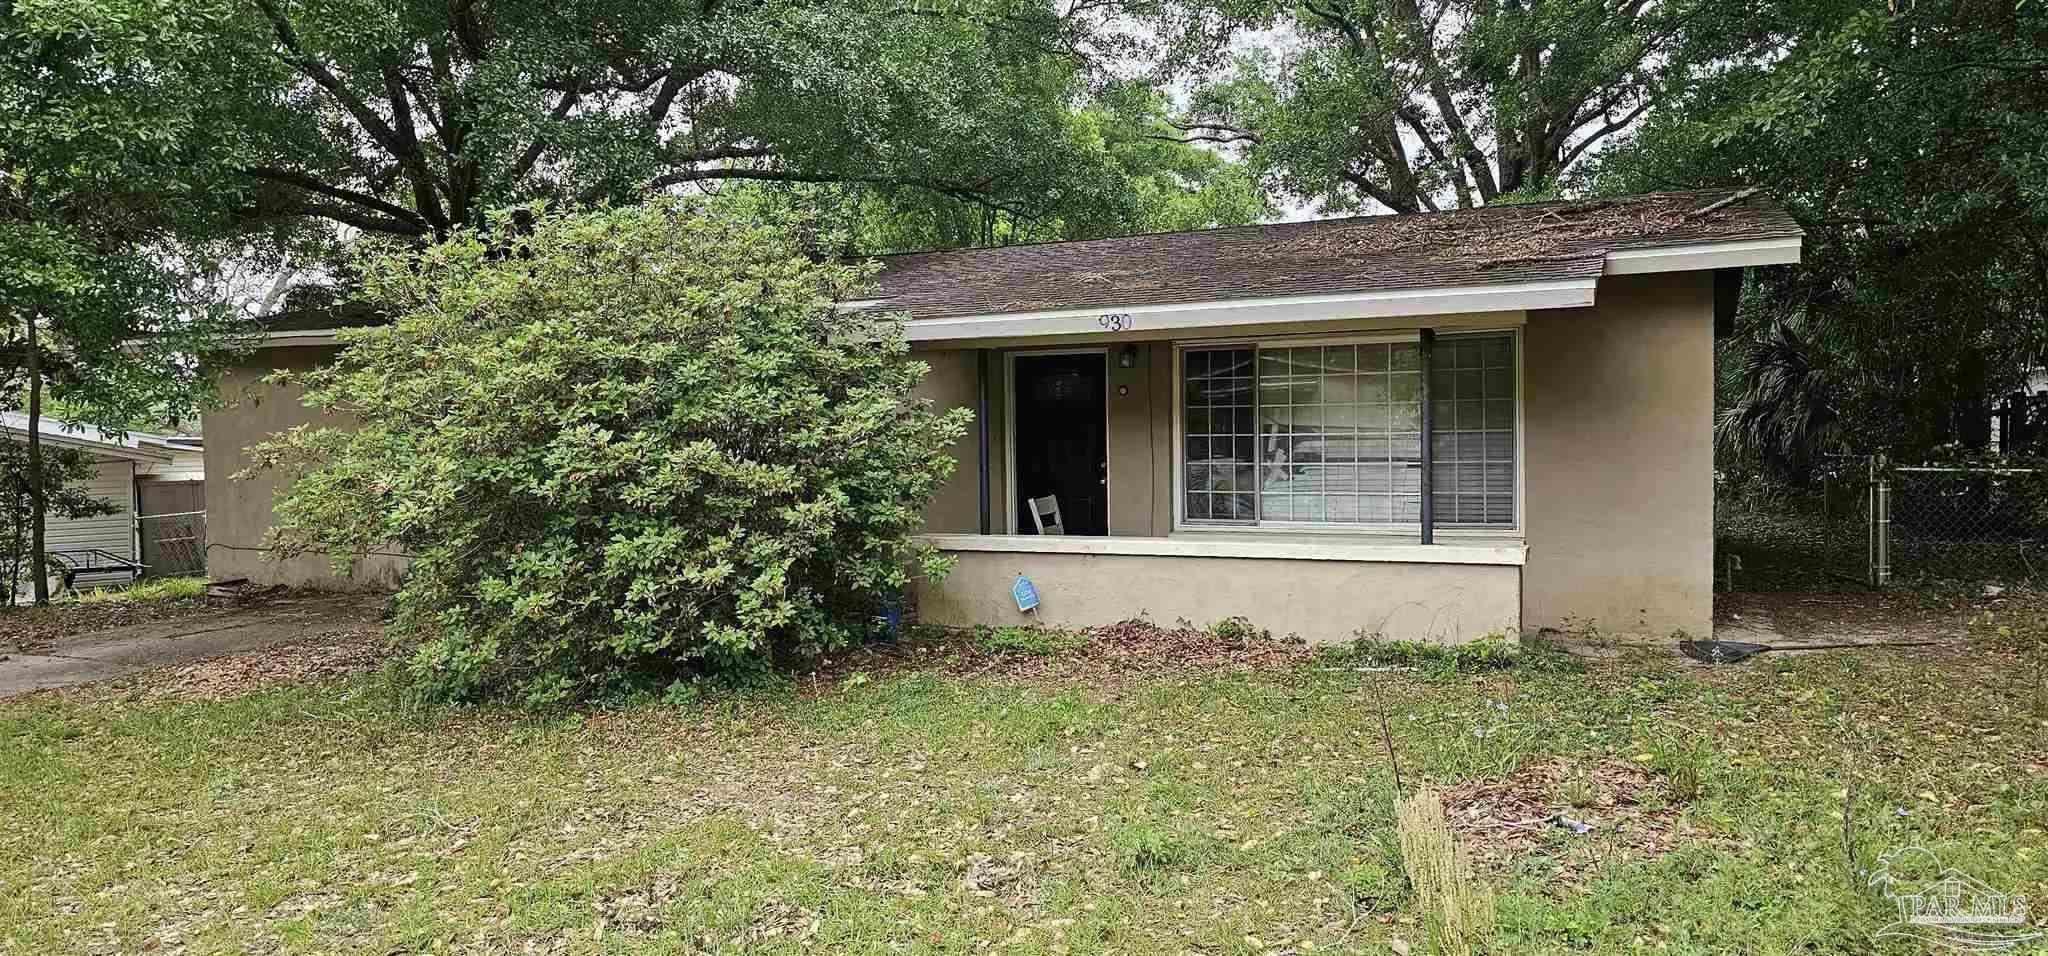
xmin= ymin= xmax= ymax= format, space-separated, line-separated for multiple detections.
xmin=1098 ymin=313 xmax=1134 ymax=332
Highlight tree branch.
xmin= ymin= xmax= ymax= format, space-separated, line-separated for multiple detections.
xmin=508 ymin=85 xmax=583 ymax=185
xmin=253 ymin=0 xmax=449 ymax=231
xmin=663 ymin=143 xmax=778 ymax=164
xmin=380 ymin=61 xmax=449 ymax=231
xmin=243 ymin=166 xmax=430 ymax=230
xmin=653 ymin=167 xmax=1032 ymax=217
xmin=1342 ymin=169 xmax=1416 ymax=215
xmin=1558 ymin=99 xmax=1651 ymax=170
xmin=1387 ymin=0 xmax=1499 ymax=202
xmin=252 ymin=0 xmax=406 ymax=161
xmin=244 ymin=197 xmax=429 ymax=237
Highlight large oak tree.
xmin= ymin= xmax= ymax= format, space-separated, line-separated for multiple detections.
xmin=1165 ymin=0 xmax=1762 ymax=214
xmin=219 ymin=0 xmax=1248 ymax=244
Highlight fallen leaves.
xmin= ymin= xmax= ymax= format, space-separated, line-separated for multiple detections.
xmin=814 ymin=618 xmax=1314 ymax=691
xmin=133 ymin=625 xmax=385 ymax=701
xmin=1440 ymin=757 xmax=1687 ymax=882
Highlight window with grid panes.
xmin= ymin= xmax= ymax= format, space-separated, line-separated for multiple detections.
xmin=1180 ymin=348 xmax=1257 ymax=522
xmin=1179 ymin=333 xmax=1515 ymax=529
xmin=1429 ymin=334 xmax=1517 ymax=526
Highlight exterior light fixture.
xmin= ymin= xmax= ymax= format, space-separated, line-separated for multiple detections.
xmin=1118 ymin=344 xmax=1139 ymax=369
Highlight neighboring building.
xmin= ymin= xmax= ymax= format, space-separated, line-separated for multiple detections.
xmin=0 ymin=413 xmax=206 ymax=583
xmin=205 ymin=189 xmax=1803 ymax=641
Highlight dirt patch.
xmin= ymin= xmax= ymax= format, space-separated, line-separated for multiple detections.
xmin=1442 ymin=757 xmax=1688 ymax=881
xmin=1716 ymin=591 xmax=1981 ymax=642
xmin=812 ymin=618 xmax=1314 ymax=689
xmin=132 ymin=625 xmax=386 ymax=701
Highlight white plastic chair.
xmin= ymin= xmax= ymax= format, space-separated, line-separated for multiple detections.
xmin=1027 ymin=495 xmax=1065 ymax=535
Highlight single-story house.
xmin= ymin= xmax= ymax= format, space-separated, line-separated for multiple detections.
xmin=0 ymin=413 xmax=207 ymax=585
xmin=205 ymin=188 xmax=1802 ymax=642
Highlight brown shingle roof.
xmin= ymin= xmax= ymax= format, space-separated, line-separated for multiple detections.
xmin=871 ymin=189 xmax=1801 ymax=320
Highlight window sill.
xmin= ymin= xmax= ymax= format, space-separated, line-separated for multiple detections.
xmin=918 ymin=533 xmax=1525 ymax=566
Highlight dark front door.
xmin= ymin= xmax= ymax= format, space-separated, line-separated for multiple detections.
xmin=1013 ymin=353 xmax=1108 ymax=535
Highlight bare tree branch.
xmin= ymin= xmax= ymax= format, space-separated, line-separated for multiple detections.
xmin=654 ymin=167 xmax=1033 ymax=217
xmin=508 ymin=85 xmax=583 ymax=185
xmin=1558 ymin=99 xmax=1651 ymax=170
xmin=245 ymin=196 xmax=430 ymax=237
xmin=244 ymin=166 xmax=431 ymax=230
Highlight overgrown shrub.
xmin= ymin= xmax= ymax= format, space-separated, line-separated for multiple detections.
xmin=247 ymin=201 xmax=969 ymax=704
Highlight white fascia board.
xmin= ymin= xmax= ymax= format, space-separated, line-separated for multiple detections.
xmin=1602 ymin=236 xmax=1802 ymax=275
xmin=0 ymin=426 xmax=172 ymax=463
xmin=260 ymin=330 xmax=344 ymax=347
xmin=894 ymin=279 xmax=1595 ymax=343
xmin=919 ymin=533 xmax=1526 ymax=566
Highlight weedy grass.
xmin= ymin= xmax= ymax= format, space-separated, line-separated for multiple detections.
xmin=73 ymin=576 xmax=209 ymax=604
xmin=1337 ymin=633 xmax=1581 ymax=678
xmin=1 ymin=640 xmax=2043 ymax=954
xmin=969 ymin=624 xmax=1088 ymax=657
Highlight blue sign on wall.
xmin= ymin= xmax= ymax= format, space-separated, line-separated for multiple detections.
xmin=1012 ymin=574 xmax=1041 ymax=613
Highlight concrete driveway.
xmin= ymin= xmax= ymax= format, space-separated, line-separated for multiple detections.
xmin=0 ymin=594 xmax=383 ymax=697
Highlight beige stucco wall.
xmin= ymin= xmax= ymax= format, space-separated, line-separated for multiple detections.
xmin=912 ymin=350 xmax=984 ymax=534
xmin=1522 ymin=272 xmax=1715 ymax=638
xmin=914 ymin=550 xmax=1520 ymax=644
xmin=202 ymin=347 xmax=407 ymax=590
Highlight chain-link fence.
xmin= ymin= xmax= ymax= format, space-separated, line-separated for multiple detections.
xmin=1719 ymin=458 xmax=2048 ymax=591
xmin=137 ymin=510 xmax=206 ymax=578
xmin=1887 ymin=466 xmax=2048 ymax=585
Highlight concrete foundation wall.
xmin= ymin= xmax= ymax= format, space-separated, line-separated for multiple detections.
xmin=914 ymin=549 xmax=1519 ymax=644
xmin=202 ymin=347 xmax=407 ymax=590
xmin=1522 ymin=273 xmax=1716 ymax=638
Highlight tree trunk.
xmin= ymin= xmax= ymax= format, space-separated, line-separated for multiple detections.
xmin=26 ymin=313 xmax=47 ymax=606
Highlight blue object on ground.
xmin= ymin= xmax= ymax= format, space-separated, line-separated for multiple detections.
xmin=1012 ymin=575 xmax=1040 ymax=613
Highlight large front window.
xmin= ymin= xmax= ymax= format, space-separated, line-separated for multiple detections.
xmin=1179 ymin=332 xmax=1517 ymax=531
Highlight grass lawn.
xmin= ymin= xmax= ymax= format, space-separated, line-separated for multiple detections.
xmin=75 ymin=576 xmax=211 ymax=605
xmin=3 ymin=631 xmax=2045 ymax=954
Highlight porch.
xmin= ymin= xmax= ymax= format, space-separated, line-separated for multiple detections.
xmin=902 ymin=274 xmax=1721 ymax=644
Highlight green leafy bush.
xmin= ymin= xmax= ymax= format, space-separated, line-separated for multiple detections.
xmin=247 ymin=201 xmax=968 ymax=704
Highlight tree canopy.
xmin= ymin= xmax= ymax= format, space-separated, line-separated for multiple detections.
xmin=1163 ymin=0 xmax=1764 ymax=215
xmin=1591 ymin=0 xmax=2048 ymax=471
xmin=1 ymin=0 xmax=251 ymax=423
xmin=205 ymin=0 xmax=1260 ymax=248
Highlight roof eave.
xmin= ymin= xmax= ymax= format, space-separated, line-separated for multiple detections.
xmin=884 ymin=277 xmax=1598 ymax=343
xmin=258 ymin=329 xmax=345 ymax=347
xmin=1603 ymin=235 xmax=1802 ymax=275
xmin=0 ymin=426 xmax=175 ymax=463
